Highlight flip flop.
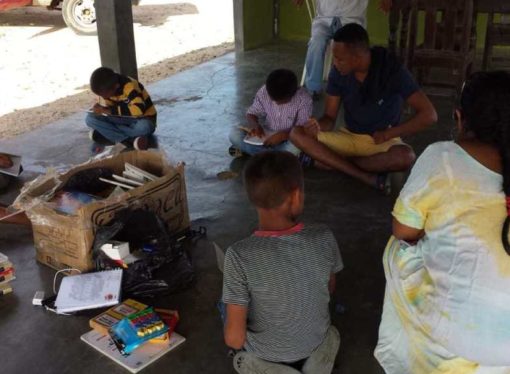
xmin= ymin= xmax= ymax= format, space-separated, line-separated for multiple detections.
xmin=376 ymin=173 xmax=392 ymax=195
xmin=298 ymin=152 xmax=314 ymax=168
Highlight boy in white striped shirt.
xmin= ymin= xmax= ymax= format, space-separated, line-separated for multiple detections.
xmin=223 ymin=151 xmax=342 ymax=374
xmin=228 ymin=69 xmax=313 ymax=157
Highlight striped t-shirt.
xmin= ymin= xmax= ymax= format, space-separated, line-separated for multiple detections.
xmin=246 ymin=86 xmax=312 ymax=132
xmin=100 ymin=74 xmax=157 ymax=122
xmin=222 ymin=223 xmax=343 ymax=363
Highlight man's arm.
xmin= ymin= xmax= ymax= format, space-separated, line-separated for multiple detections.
xmin=374 ymin=91 xmax=437 ymax=144
xmin=264 ymin=131 xmax=289 ymax=146
xmin=318 ymin=95 xmax=342 ymax=131
xmin=224 ymin=304 xmax=248 ymax=350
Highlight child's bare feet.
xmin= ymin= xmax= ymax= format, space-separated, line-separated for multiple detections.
xmin=0 ymin=154 xmax=13 ymax=169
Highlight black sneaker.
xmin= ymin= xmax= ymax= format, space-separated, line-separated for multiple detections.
xmin=133 ymin=136 xmax=149 ymax=151
xmin=88 ymin=130 xmax=114 ymax=145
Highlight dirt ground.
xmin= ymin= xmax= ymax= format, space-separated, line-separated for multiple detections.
xmin=0 ymin=0 xmax=234 ymax=138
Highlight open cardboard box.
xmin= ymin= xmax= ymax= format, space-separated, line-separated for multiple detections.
xmin=14 ymin=151 xmax=190 ymax=271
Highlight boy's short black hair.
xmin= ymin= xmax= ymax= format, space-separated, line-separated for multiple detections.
xmin=265 ymin=69 xmax=298 ymax=102
xmin=243 ymin=151 xmax=304 ymax=209
xmin=90 ymin=67 xmax=118 ymax=95
xmin=333 ymin=23 xmax=370 ymax=52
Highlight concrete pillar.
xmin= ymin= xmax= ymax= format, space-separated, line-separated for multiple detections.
xmin=233 ymin=0 xmax=245 ymax=51
xmin=95 ymin=0 xmax=138 ymax=79
xmin=233 ymin=0 xmax=275 ymax=51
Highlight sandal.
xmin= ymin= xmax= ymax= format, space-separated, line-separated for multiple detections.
xmin=298 ymin=152 xmax=314 ymax=168
xmin=376 ymin=173 xmax=392 ymax=195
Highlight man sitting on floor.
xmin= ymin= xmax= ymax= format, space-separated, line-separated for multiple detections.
xmin=290 ymin=23 xmax=437 ymax=192
xmin=86 ymin=67 xmax=157 ymax=153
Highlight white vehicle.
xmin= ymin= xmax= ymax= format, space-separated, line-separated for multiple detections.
xmin=0 ymin=0 xmax=140 ymax=35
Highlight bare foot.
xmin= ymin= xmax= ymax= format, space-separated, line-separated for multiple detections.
xmin=0 ymin=154 xmax=13 ymax=169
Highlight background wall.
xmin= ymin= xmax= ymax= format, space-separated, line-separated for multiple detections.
xmin=277 ymin=0 xmax=489 ymax=48
xmin=237 ymin=0 xmax=275 ymax=50
xmin=278 ymin=0 xmax=389 ymax=45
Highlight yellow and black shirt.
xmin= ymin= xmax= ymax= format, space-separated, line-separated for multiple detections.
xmin=101 ymin=74 xmax=157 ymax=123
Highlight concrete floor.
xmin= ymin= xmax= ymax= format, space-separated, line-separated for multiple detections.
xmin=0 ymin=42 xmax=454 ymax=374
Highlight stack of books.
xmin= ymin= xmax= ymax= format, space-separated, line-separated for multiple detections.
xmin=0 ymin=252 xmax=15 ymax=296
xmin=100 ymin=162 xmax=158 ymax=193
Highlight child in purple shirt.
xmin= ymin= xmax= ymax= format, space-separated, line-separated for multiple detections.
xmin=229 ymin=69 xmax=313 ymax=157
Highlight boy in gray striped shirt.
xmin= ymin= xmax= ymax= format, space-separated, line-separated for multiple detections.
xmin=223 ymin=151 xmax=342 ymax=374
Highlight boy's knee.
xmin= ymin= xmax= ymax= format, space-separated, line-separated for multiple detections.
xmin=134 ymin=120 xmax=154 ymax=136
xmin=229 ymin=127 xmax=244 ymax=146
xmin=85 ymin=112 xmax=95 ymax=126
xmin=85 ymin=112 xmax=105 ymax=128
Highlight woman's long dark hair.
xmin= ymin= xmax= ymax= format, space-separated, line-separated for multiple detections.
xmin=460 ymin=71 xmax=510 ymax=254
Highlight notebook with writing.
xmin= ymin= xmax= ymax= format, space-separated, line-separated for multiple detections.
xmin=55 ymin=269 xmax=122 ymax=314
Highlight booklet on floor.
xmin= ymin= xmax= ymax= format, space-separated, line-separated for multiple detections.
xmin=81 ymin=329 xmax=185 ymax=373
xmin=0 ymin=153 xmax=22 ymax=177
xmin=55 ymin=269 xmax=122 ymax=314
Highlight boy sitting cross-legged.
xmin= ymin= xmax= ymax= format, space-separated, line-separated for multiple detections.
xmin=86 ymin=67 xmax=157 ymax=153
xmin=228 ymin=69 xmax=313 ymax=157
xmin=222 ymin=151 xmax=342 ymax=374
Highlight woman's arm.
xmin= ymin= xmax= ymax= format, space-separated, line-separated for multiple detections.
xmin=393 ymin=217 xmax=424 ymax=242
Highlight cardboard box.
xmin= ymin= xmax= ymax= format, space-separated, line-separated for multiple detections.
xmin=15 ymin=151 xmax=190 ymax=271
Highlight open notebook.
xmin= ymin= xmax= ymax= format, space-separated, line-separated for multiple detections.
xmin=55 ymin=269 xmax=122 ymax=314
xmin=0 ymin=153 xmax=22 ymax=177
xmin=243 ymin=129 xmax=277 ymax=146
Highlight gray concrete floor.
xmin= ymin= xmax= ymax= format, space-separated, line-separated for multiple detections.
xmin=0 ymin=42 xmax=454 ymax=374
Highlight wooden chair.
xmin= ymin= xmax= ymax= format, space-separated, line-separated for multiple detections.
xmin=388 ymin=0 xmax=412 ymax=64
xmin=407 ymin=0 xmax=475 ymax=96
xmin=478 ymin=1 xmax=510 ymax=71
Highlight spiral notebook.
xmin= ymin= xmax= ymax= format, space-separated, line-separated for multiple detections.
xmin=55 ymin=269 xmax=122 ymax=314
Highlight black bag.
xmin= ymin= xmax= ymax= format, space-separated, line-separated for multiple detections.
xmin=92 ymin=208 xmax=200 ymax=298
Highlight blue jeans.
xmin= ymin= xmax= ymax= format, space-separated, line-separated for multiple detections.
xmin=229 ymin=127 xmax=300 ymax=156
xmin=305 ymin=17 xmax=342 ymax=92
xmin=85 ymin=113 xmax=156 ymax=143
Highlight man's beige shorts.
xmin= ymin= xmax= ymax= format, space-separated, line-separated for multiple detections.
xmin=317 ymin=127 xmax=406 ymax=157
